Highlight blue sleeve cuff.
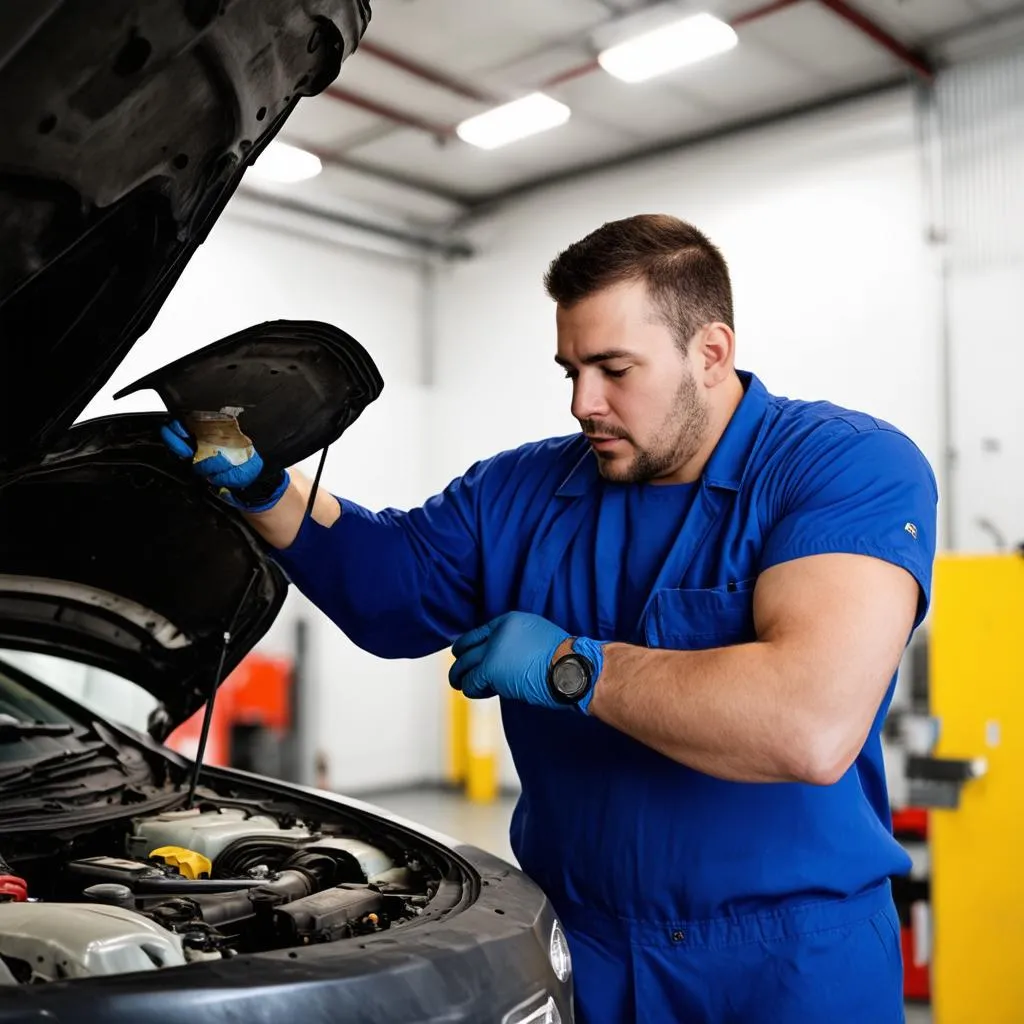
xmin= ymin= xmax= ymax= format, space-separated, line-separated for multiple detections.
xmin=763 ymin=537 xmax=932 ymax=628
xmin=269 ymin=493 xmax=347 ymax=571
xmin=572 ymin=636 xmax=606 ymax=715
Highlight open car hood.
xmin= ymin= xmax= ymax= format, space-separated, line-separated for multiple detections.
xmin=0 ymin=415 xmax=285 ymax=734
xmin=0 ymin=322 xmax=383 ymax=732
xmin=0 ymin=0 xmax=370 ymax=470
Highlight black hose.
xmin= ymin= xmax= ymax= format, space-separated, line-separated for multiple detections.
xmin=192 ymin=870 xmax=313 ymax=928
xmin=213 ymin=836 xmax=306 ymax=879
xmin=135 ymin=877 xmax=265 ymax=895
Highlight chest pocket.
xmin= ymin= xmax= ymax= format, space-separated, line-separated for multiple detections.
xmin=642 ymin=580 xmax=757 ymax=650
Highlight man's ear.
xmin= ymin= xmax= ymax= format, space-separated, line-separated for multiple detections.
xmin=694 ymin=322 xmax=735 ymax=387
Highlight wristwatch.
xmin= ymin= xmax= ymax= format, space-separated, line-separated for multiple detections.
xmin=546 ymin=644 xmax=595 ymax=707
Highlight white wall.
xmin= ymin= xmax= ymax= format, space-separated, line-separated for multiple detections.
xmin=81 ymin=206 xmax=447 ymax=793
xmin=938 ymin=48 xmax=1024 ymax=553
xmin=431 ymin=87 xmax=942 ymax=788
xmin=431 ymin=88 xmax=941 ymax=485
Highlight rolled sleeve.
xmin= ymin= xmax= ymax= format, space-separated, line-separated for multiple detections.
xmin=760 ymin=425 xmax=938 ymax=626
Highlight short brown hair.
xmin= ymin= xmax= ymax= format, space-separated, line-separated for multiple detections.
xmin=543 ymin=214 xmax=734 ymax=351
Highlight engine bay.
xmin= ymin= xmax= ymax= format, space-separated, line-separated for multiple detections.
xmin=0 ymin=799 xmax=450 ymax=984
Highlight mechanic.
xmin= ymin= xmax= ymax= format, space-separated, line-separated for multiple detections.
xmin=163 ymin=214 xmax=937 ymax=1023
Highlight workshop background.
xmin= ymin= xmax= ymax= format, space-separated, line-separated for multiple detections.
xmin=73 ymin=1 xmax=1024 ymax=1020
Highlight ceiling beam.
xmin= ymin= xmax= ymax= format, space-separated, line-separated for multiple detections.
xmin=290 ymin=139 xmax=475 ymax=207
xmin=464 ymin=76 xmax=908 ymax=215
xmin=238 ymin=189 xmax=475 ymax=259
xmin=311 ymin=0 xmax=933 ymax=213
xmin=816 ymin=0 xmax=934 ymax=81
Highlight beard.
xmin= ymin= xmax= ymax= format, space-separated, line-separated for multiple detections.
xmin=582 ymin=370 xmax=709 ymax=484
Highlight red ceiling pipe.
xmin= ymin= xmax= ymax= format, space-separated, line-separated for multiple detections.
xmin=816 ymin=0 xmax=934 ymax=81
xmin=331 ymin=0 xmax=806 ymax=127
xmin=542 ymin=58 xmax=602 ymax=91
xmin=357 ymin=40 xmax=498 ymax=103
xmin=323 ymin=85 xmax=456 ymax=138
xmin=541 ymin=0 xmax=805 ymax=90
xmin=540 ymin=0 xmax=934 ymax=89
xmin=323 ymin=0 xmax=930 ymax=141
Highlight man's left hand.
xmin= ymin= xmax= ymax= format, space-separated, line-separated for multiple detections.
xmin=449 ymin=612 xmax=577 ymax=711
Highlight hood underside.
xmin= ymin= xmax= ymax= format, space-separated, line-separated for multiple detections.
xmin=0 ymin=414 xmax=286 ymax=730
xmin=0 ymin=0 xmax=370 ymax=469
xmin=0 ymin=320 xmax=384 ymax=729
xmin=115 ymin=319 xmax=385 ymax=475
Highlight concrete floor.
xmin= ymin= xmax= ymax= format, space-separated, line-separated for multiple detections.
xmin=373 ymin=786 xmax=519 ymax=864
xmin=371 ymin=787 xmax=932 ymax=1024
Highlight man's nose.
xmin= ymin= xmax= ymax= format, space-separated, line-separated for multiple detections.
xmin=571 ymin=373 xmax=609 ymax=422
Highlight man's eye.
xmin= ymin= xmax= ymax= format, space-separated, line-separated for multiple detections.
xmin=563 ymin=369 xmax=577 ymax=380
xmin=603 ymin=367 xmax=630 ymax=378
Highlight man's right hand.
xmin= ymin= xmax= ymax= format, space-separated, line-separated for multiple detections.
xmin=160 ymin=420 xmax=341 ymax=549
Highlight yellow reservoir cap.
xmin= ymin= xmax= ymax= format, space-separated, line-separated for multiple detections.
xmin=149 ymin=846 xmax=213 ymax=880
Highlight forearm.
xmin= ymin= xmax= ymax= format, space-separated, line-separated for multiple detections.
xmin=588 ymin=642 xmax=853 ymax=784
xmin=243 ymin=468 xmax=339 ymax=549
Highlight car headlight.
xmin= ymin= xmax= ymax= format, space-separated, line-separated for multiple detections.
xmin=502 ymin=994 xmax=561 ymax=1024
xmin=549 ymin=919 xmax=571 ymax=983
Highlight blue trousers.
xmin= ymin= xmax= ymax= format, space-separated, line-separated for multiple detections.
xmin=560 ymin=884 xmax=905 ymax=1023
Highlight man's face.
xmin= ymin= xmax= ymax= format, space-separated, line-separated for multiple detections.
xmin=555 ymin=279 xmax=709 ymax=484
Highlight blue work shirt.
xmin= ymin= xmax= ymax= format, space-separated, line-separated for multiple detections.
xmin=564 ymin=480 xmax=699 ymax=637
xmin=273 ymin=370 xmax=937 ymax=932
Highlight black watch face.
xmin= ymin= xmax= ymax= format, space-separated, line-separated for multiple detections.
xmin=551 ymin=655 xmax=591 ymax=702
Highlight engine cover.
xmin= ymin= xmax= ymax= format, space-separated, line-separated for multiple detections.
xmin=0 ymin=903 xmax=185 ymax=980
xmin=129 ymin=808 xmax=311 ymax=865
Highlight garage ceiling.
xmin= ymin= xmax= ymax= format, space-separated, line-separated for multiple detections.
xmin=244 ymin=0 xmax=1024 ymax=228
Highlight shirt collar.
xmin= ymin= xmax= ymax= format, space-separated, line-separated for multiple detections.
xmin=702 ymin=370 xmax=771 ymax=492
xmin=556 ymin=370 xmax=771 ymax=498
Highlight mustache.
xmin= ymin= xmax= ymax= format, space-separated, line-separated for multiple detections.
xmin=579 ymin=420 xmax=631 ymax=441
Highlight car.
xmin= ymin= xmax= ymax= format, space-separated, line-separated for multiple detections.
xmin=0 ymin=3 xmax=573 ymax=1022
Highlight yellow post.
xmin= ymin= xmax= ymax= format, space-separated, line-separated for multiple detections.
xmin=447 ymin=685 xmax=468 ymax=786
xmin=465 ymin=699 xmax=499 ymax=804
xmin=930 ymin=553 xmax=1024 ymax=1024
xmin=445 ymin=651 xmax=497 ymax=802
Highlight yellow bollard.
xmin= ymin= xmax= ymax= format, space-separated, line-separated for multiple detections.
xmin=447 ymin=683 xmax=468 ymax=786
xmin=445 ymin=650 xmax=498 ymax=803
xmin=465 ymin=697 xmax=499 ymax=804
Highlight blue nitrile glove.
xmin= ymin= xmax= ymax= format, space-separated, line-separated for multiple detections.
xmin=160 ymin=419 xmax=290 ymax=513
xmin=449 ymin=611 xmax=606 ymax=714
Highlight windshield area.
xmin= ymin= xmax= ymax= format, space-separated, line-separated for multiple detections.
xmin=0 ymin=663 xmax=83 ymax=763
xmin=0 ymin=651 xmax=166 ymax=825
xmin=0 ymin=649 xmax=159 ymax=736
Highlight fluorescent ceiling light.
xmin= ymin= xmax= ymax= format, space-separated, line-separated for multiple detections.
xmin=456 ymin=93 xmax=570 ymax=150
xmin=598 ymin=12 xmax=738 ymax=83
xmin=247 ymin=141 xmax=322 ymax=184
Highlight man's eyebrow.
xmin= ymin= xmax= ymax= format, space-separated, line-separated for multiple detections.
xmin=554 ymin=349 xmax=635 ymax=367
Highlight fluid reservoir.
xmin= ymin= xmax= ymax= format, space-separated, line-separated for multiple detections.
xmin=129 ymin=808 xmax=311 ymax=865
